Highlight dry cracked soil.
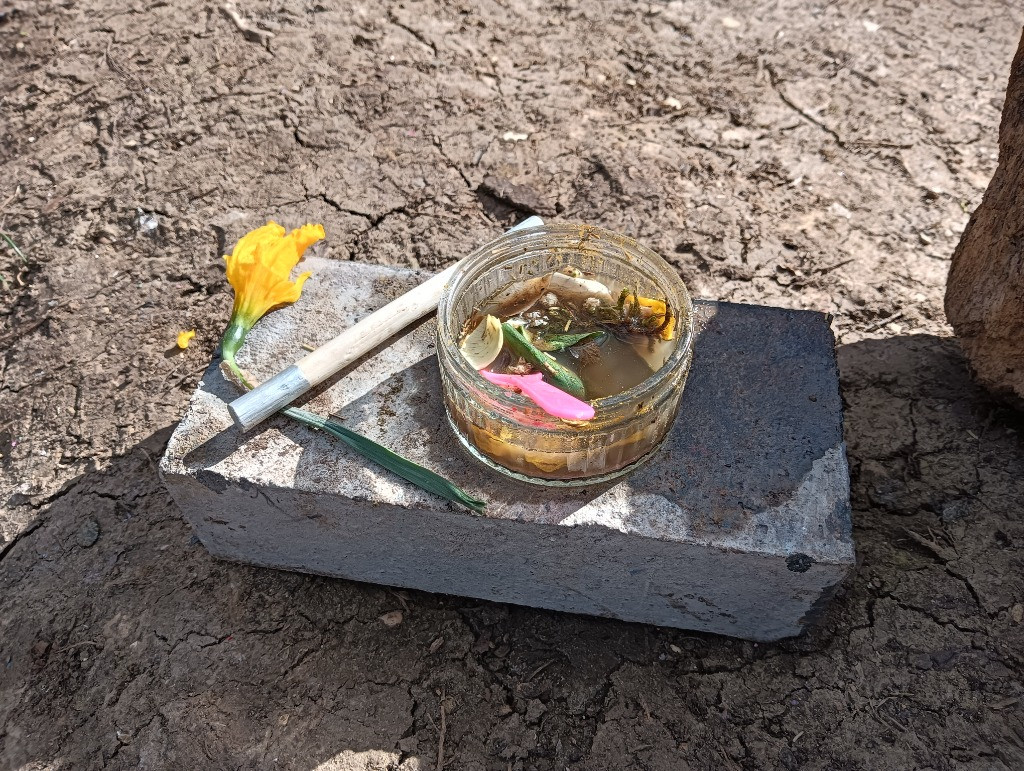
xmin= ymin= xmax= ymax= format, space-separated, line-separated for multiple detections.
xmin=2 ymin=0 xmax=1024 ymax=769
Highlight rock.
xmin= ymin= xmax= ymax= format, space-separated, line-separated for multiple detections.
xmin=76 ymin=519 xmax=100 ymax=548
xmin=945 ymin=32 xmax=1024 ymax=407
xmin=721 ymin=127 xmax=755 ymax=148
xmin=397 ymin=735 xmax=418 ymax=753
xmin=524 ymin=699 xmax=547 ymax=724
xmin=160 ymin=259 xmax=854 ymax=642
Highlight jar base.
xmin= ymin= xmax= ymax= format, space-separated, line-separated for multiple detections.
xmin=445 ymin=410 xmax=661 ymax=488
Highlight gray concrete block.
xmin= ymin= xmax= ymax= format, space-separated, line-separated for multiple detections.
xmin=160 ymin=258 xmax=854 ymax=641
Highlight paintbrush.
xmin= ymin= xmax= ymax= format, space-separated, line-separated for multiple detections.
xmin=228 ymin=216 xmax=544 ymax=431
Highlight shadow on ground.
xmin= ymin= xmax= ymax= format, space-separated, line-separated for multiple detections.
xmin=2 ymin=333 xmax=1023 ymax=770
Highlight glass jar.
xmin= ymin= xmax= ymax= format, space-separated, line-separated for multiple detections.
xmin=436 ymin=223 xmax=694 ymax=486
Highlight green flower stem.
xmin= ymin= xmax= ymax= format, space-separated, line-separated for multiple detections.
xmin=219 ymin=317 xmax=251 ymax=363
xmin=220 ymin=353 xmax=484 ymax=514
xmin=222 ymin=355 xmax=255 ymax=390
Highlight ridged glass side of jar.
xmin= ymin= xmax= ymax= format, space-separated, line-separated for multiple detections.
xmin=437 ymin=223 xmax=694 ymax=486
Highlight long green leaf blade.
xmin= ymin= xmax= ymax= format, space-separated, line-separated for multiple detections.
xmin=282 ymin=406 xmax=486 ymax=514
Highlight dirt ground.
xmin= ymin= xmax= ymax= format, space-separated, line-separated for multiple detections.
xmin=2 ymin=0 xmax=1024 ymax=768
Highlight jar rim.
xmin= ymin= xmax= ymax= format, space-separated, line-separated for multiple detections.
xmin=437 ymin=222 xmax=695 ymax=423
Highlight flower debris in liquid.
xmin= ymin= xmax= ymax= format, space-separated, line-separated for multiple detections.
xmin=461 ymin=268 xmax=678 ymax=400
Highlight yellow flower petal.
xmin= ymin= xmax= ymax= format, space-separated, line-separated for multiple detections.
xmin=289 ymin=224 xmax=326 ymax=255
xmin=177 ymin=329 xmax=196 ymax=349
xmin=625 ymin=295 xmax=676 ymax=340
xmin=224 ymin=222 xmax=324 ymax=329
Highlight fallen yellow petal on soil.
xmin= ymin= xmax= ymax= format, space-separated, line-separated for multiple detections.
xmin=176 ymin=329 xmax=196 ymax=349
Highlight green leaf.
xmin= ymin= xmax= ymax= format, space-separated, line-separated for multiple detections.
xmin=282 ymin=406 xmax=486 ymax=514
xmin=0 ymin=232 xmax=27 ymax=263
xmin=220 ymin=354 xmax=484 ymax=514
xmin=533 ymin=331 xmax=605 ymax=352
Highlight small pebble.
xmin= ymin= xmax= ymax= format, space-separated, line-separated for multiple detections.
xmin=829 ymin=202 xmax=853 ymax=220
xmin=77 ymin=519 xmax=100 ymax=548
xmin=379 ymin=610 xmax=403 ymax=627
xmin=583 ymin=297 xmax=601 ymax=312
xmin=134 ymin=209 xmax=159 ymax=235
xmin=539 ymin=292 xmax=558 ymax=308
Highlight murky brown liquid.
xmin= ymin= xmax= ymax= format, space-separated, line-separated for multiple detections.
xmin=551 ymin=333 xmax=674 ymax=398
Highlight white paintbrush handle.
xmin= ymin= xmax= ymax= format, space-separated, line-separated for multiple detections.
xmin=298 ymin=261 xmax=459 ymax=383
xmin=228 ymin=216 xmax=544 ymax=431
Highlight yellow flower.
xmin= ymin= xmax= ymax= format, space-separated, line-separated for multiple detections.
xmin=225 ymin=221 xmax=323 ymax=329
xmin=220 ymin=221 xmax=324 ymax=362
xmin=176 ymin=329 xmax=196 ymax=349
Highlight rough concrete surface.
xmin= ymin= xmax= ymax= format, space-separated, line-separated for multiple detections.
xmin=161 ymin=259 xmax=853 ymax=641
xmin=3 ymin=1 xmax=1024 ymax=769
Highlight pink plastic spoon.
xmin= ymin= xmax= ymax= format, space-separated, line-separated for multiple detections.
xmin=479 ymin=370 xmax=595 ymax=421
